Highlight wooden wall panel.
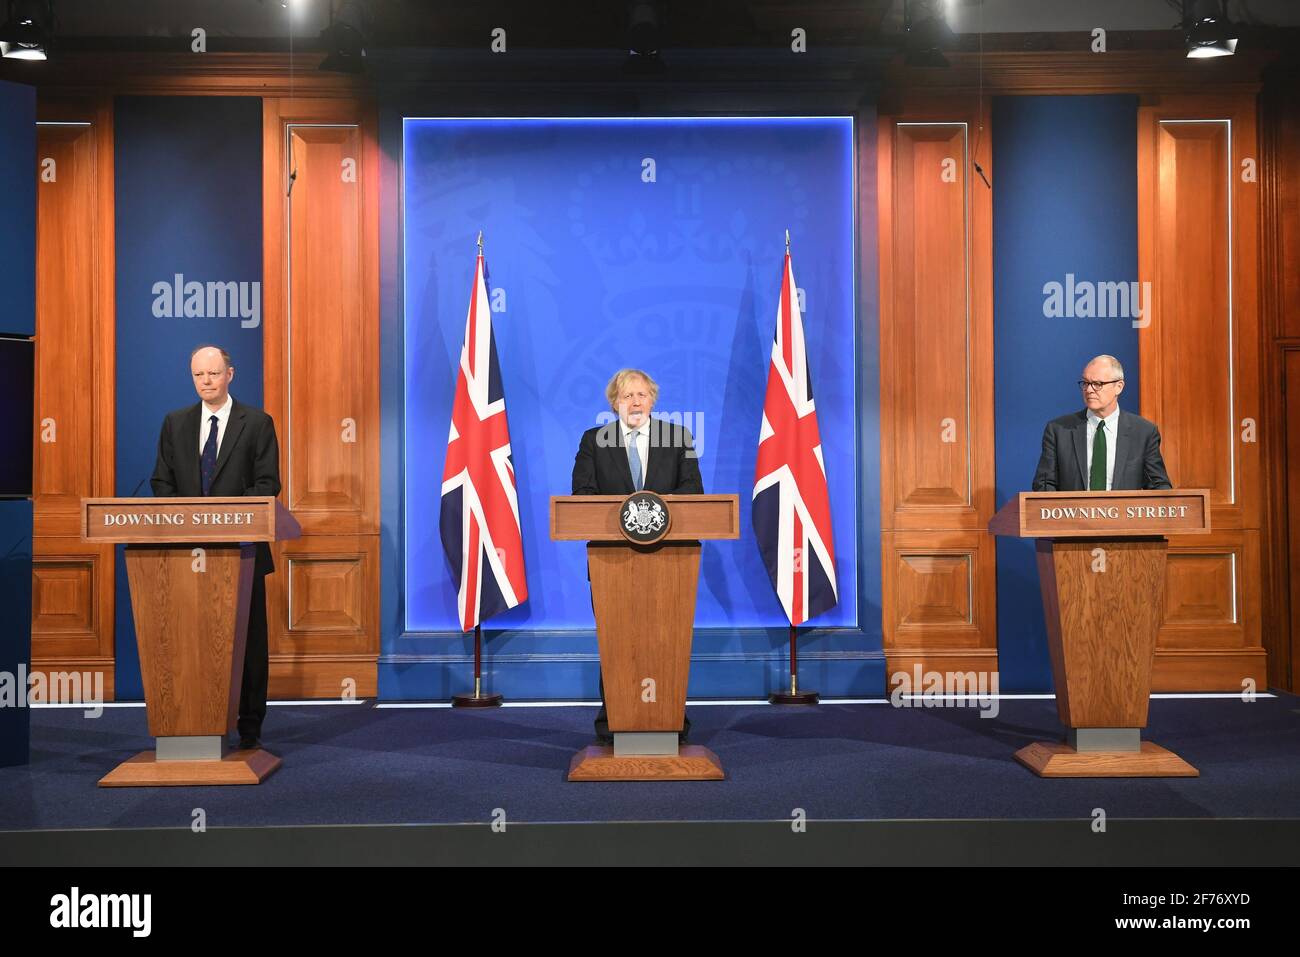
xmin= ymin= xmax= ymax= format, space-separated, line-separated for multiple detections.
xmin=897 ymin=554 xmax=971 ymax=626
xmin=1163 ymin=552 xmax=1236 ymax=626
xmin=263 ymin=98 xmax=380 ymax=697
xmin=890 ymin=124 xmax=971 ymax=511
xmin=1260 ymin=69 xmax=1300 ymax=693
xmin=1139 ymin=96 xmax=1266 ymax=690
xmin=31 ymin=99 xmax=115 ymax=700
xmin=1284 ymin=349 xmax=1300 ymax=691
xmin=285 ymin=124 xmax=370 ymax=523
xmin=877 ymin=100 xmax=997 ymax=685
xmin=31 ymin=559 xmax=96 ymax=639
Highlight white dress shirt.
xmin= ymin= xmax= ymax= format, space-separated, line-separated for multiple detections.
xmin=620 ymin=419 xmax=650 ymax=488
xmin=1086 ymin=405 xmax=1120 ymax=491
xmin=199 ymin=394 xmax=234 ymax=458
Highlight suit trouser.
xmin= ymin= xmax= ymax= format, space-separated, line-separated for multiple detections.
xmin=237 ymin=571 xmax=269 ymax=739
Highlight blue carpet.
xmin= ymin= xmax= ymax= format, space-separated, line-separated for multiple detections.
xmin=2 ymin=694 xmax=1298 ymax=829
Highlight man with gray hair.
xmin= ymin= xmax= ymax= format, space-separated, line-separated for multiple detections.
xmin=1032 ymin=354 xmax=1172 ymax=492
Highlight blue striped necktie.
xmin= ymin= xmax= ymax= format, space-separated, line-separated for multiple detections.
xmin=627 ymin=430 xmax=643 ymax=491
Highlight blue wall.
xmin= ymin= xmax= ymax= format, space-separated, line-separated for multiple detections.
xmin=992 ymin=95 xmax=1140 ymax=691
xmin=0 ymin=78 xmax=35 ymax=766
xmin=113 ymin=96 xmax=263 ymax=699
xmin=0 ymin=80 xmax=35 ymax=337
xmin=0 ymin=500 xmax=32 ymax=767
xmin=385 ymin=114 xmax=881 ymax=699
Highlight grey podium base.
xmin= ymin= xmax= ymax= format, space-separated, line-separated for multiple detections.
xmin=613 ymin=732 xmax=679 ymax=757
xmin=1067 ymin=728 xmax=1142 ymax=752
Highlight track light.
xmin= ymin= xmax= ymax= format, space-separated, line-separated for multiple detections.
xmin=903 ymin=0 xmax=953 ymax=69
xmin=627 ymin=1 xmax=661 ymax=56
xmin=623 ymin=1 xmax=665 ymax=75
xmin=319 ymin=0 xmax=367 ymax=73
xmin=1184 ymin=0 xmax=1238 ymax=59
xmin=0 ymin=0 xmax=52 ymax=61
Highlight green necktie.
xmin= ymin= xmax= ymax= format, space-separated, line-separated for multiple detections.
xmin=1090 ymin=420 xmax=1108 ymax=491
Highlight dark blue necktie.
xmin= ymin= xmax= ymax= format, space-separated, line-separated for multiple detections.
xmin=200 ymin=415 xmax=219 ymax=495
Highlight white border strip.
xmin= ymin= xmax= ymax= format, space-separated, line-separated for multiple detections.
xmin=31 ymin=691 xmax=1273 ymax=710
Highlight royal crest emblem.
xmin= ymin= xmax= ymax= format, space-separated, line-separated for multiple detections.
xmin=619 ymin=492 xmax=672 ymax=544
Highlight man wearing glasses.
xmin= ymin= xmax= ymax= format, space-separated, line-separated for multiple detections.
xmin=1031 ymin=354 xmax=1172 ymax=492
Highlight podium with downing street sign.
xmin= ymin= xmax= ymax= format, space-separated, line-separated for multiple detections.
xmin=81 ymin=496 xmax=301 ymax=786
xmin=551 ymin=492 xmax=739 ymax=781
xmin=988 ymin=488 xmax=1211 ymax=777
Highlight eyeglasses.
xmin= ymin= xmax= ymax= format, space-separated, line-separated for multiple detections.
xmin=1077 ymin=378 xmax=1122 ymax=392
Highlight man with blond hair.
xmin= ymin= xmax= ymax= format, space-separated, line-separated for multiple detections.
xmin=571 ymin=368 xmax=703 ymax=744
xmin=571 ymin=368 xmax=703 ymax=496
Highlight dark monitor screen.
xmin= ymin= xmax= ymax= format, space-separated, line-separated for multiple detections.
xmin=0 ymin=337 xmax=34 ymax=499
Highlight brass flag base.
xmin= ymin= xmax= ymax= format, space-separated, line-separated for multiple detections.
xmin=770 ymin=690 xmax=819 ymax=705
xmin=567 ymin=745 xmax=725 ymax=782
xmin=452 ymin=670 xmax=501 ymax=712
xmin=452 ymin=692 xmax=503 ymax=709
xmin=98 ymin=749 xmax=282 ymax=787
xmin=1015 ymin=740 xmax=1199 ymax=778
xmin=454 ymin=632 xmax=503 ymax=708
xmin=771 ymin=626 xmax=818 ymax=705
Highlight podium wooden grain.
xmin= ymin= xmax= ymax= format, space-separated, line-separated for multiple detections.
xmin=552 ymin=494 xmax=738 ymax=782
xmin=991 ymin=490 xmax=1209 ymax=777
xmin=82 ymin=497 xmax=300 ymax=786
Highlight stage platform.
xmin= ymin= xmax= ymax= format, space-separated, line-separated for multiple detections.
xmin=2 ymin=694 xmax=1298 ymax=865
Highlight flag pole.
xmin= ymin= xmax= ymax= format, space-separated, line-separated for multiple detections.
xmin=453 ymin=623 xmax=503 ymax=708
xmin=771 ymin=623 xmax=819 ymax=705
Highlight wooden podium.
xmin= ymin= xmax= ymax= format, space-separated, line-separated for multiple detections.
xmin=551 ymin=493 xmax=739 ymax=781
xmin=81 ymin=496 xmax=301 ymax=786
xmin=989 ymin=489 xmax=1211 ymax=777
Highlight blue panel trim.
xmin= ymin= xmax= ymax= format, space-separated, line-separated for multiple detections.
xmin=380 ymin=111 xmax=881 ymax=700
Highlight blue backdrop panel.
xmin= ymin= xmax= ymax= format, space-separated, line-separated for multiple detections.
xmin=992 ymin=95 xmax=1140 ymax=691
xmin=0 ymin=500 xmax=32 ymax=767
xmin=402 ymin=117 xmax=861 ymax=639
xmin=0 ymin=79 xmax=35 ymax=765
xmin=0 ymin=79 xmax=35 ymax=336
xmin=113 ymin=96 xmax=262 ymax=699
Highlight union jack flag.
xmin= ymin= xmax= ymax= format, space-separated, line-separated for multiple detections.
xmin=440 ymin=251 xmax=528 ymax=631
xmin=753 ymin=249 xmax=838 ymax=625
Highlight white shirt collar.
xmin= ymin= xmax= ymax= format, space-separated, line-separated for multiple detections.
xmin=1086 ymin=404 xmax=1120 ymax=431
xmin=620 ymin=418 xmax=648 ymax=441
xmin=203 ymin=394 xmax=233 ymax=422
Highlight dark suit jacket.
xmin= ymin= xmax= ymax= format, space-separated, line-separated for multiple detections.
xmin=1031 ymin=408 xmax=1172 ymax=492
xmin=571 ymin=418 xmax=704 ymax=495
xmin=150 ymin=398 xmax=282 ymax=574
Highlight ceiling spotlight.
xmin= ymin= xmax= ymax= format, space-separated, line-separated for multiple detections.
xmin=904 ymin=0 xmax=954 ymax=69
xmin=0 ymin=0 xmax=53 ymax=61
xmin=1184 ymin=0 xmax=1238 ymax=59
xmin=627 ymin=1 xmax=662 ymax=57
xmin=319 ymin=0 xmax=367 ymax=73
